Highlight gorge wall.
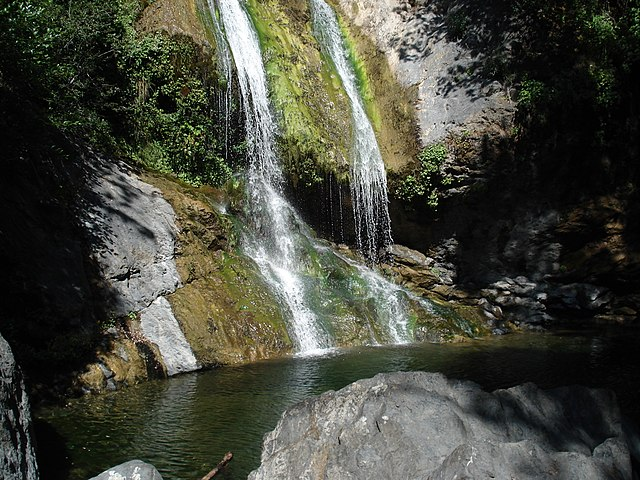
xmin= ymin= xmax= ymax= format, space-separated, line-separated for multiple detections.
xmin=331 ymin=0 xmax=640 ymax=327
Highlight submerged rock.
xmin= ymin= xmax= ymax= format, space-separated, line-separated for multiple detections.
xmin=88 ymin=460 xmax=163 ymax=480
xmin=249 ymin=371 xmax=632 ymax=479
xmin=1 ymin=334 xmax=39 ymax=480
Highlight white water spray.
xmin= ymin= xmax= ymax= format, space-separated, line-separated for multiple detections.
xmin=204 ymin=0 xmax=445 ymax=350
xmin=216 ymin=0 xmax=332 ymax=353
xmin=310 ymin=0 xmax=393 ymax=262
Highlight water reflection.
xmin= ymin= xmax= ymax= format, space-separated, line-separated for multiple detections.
xmin=36 ymin=327 xmax=640 ymax=480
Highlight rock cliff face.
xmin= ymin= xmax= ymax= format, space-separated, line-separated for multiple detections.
xmin=1 ymin=129 xmax=293 ymax=396
xmin=1 ymin=334 xmax=38 ymax=480
xmin=77 ymin=154 xmax=293 ymax=393
xmin=330 ymin=0 xmax=639 ymax=326
xmin=79 ymin=152 xmax=181 ymax=318
xmin=332 ymin=0 xmax=515 ymax=148
xmin=249 ymin=371 xmax=633 ymax=480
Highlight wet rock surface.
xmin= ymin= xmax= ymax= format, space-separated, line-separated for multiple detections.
xmin=145 ymin=174 xmax=294 ymax=366
xmin=0 ymin=334 xmax=38 ymax=480
xmin=249 ymin=371 xmax=633 ymax=480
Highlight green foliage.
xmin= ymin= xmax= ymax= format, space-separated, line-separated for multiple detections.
xmin=589 ymin=64 xmax=617 ymax=108
xmin=418 ymin=142 xmax=448 ymax=167
xmin=124 ymin=32 xmax=237 ymax=186
xmin=517 ymin=79 xmax=548 ymax=108
xmin=503 ymin=0 xmax=640 ymax=172
xmin=0 ymin=0 xmax=240 ymax=187
xmin=395 ymin=143 xmax=452 ymax=209
xmin=510 ymin=0 xmax=639 ymax=109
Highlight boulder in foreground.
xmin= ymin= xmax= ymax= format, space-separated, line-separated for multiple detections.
xmin=1 ymin=334 xmax=38 ymax=480
xmin=249 ymin=371 xmax=632 ymax=479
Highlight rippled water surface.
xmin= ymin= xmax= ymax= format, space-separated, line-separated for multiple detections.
xmin=36 ymin=326 xmax=640 ymax=480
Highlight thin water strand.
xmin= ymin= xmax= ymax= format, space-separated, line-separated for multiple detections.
xmin=207 ymin=0 xmax=233 ymax=161
xmin=310 ymin=0 xmax=393 ymax=262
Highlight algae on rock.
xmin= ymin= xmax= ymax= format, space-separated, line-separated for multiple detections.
xmin=245 ymin=0 xmax=354 ymax=185
xmin=145 ymin=173 xmax=294 ymax=365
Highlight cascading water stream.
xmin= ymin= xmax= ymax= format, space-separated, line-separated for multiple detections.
xmin=207 ymin=0 xmax=233 ymax=161
xmin=215 ymin=0 xmax=332 ymax=353
xmin=206 ymin=0 xmax=446 ymax=351
xmin=310 ymin=0 xmax=393 ymax=262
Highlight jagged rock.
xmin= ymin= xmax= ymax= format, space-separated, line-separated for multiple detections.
xmin=1 ymin=334 xmax=38 ymax=480
xmin=249 ymin=372 xmax=632 ymax=480
xmin=548 ymin=283 xmax=613 ymax=312
xmin=88 ymin=460 xmax=163 ymax=480
xmin=388 ymin=244 xmax=433 ymax=267
xmin=384 ymin=244 xmax=452 ymax=293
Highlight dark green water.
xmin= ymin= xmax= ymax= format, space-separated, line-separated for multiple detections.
xmin=35 ymin=327 xmax=640 ymax=480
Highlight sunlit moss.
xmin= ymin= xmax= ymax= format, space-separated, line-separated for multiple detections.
xmin=245 ymin=0 xmax=353 ymax=185
xmin=335 ymin=14 xmax=381 ymax=131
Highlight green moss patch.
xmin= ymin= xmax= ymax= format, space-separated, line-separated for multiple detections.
xmin=246 ymin=0 xmax=353 ymax=185
xmin=144 ymin=172 xmax=293 ymax=365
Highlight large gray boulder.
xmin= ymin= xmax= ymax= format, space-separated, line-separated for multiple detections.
xmin=249 ymin=372 xmax=632 ymax=479
xmin=88 ymin=460 xmax=163 ymax=480
xmin=1 ymin=334 xmax=38 ymax=480
xmin=79 ymin=152 xmax=181 ymax=316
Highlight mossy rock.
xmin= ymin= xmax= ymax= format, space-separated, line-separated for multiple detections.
xmin=246 ymin=0 xmax=353 ymax=185
xmin=169 ymin=252 xmax=293 ymax=365
xmin=143 ymin=172 xmax=292 ymax=365
xmin=77 ymin=336 xmax=166 ymax=393
xmin=411 ymin=297 xmax=491 ymax=343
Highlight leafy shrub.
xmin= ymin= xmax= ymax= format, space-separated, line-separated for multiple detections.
xmin=395 ymin=143 xmax=452 ymax=209
xmin=0 ymin=0 xmax=242 ymax=187
xmin=517 ymin=79 xmax=547 ymax=109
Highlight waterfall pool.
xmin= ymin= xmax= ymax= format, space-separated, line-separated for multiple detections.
xmin=36 ymin=326 xmax=640 ymax=480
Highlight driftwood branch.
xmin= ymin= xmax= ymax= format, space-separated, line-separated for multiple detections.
xmin=201 ymin=452 xmax=233 ymax=480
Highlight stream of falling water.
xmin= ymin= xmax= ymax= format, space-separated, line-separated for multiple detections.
xmin=216 ymin=0 xmax=333 ymax=353
xmin=310 ymin=0 xmax=393 ymax=262
xmin=208 ymin=0 xmax=420 ymax=352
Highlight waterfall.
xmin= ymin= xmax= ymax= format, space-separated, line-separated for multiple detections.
xmin=207 ymin=0 xmax=233 ymax=162
xmin=310 ymin=0 xmax=393 ymax=262
xmin=216 ymin=0 xmax=332 ymax=353
xmin=208 ymin=0 xmax=418 ymax=352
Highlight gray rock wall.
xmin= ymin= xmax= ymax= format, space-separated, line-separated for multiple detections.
xmin=79 ymin=151 xmax=181 ymax=316
xmin=249 ymin=371 xmax=632 ymax=479
xmin=333 ymin=0 xmax=514 ymax=146
xmin=1 ymin=334 xmax=38 ymax=480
